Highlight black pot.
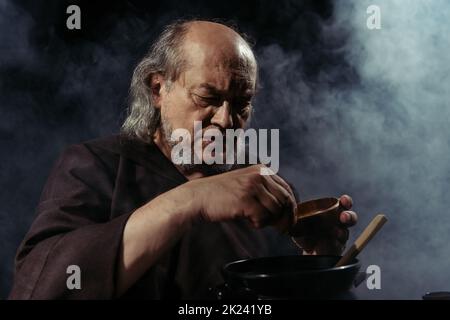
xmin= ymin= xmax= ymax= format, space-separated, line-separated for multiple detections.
xmin=221 ymin=255 xmax=361 ymax=299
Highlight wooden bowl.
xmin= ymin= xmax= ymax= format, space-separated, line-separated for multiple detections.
xmin=289 ymin=197 xmax=341 ymax=236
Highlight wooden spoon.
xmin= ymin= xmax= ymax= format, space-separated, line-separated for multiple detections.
xmin=335 ymin=214 xmax=387 ymax=267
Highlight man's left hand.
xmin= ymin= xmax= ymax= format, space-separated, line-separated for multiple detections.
xmin=293 ymin=195 xmax=358 ymax=255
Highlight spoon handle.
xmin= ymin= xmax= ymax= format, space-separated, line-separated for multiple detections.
xmin=335 ymin=214 xmax=387 ymax=267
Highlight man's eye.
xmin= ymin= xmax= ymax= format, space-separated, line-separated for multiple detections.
xmin=194 ymin=94 xmax=221 ymax=106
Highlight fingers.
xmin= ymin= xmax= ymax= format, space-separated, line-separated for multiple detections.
xmin=244 ymin=165 xmax=297 ymax=231
xmin=269 ymin=174 xmax=295 ymax=200
xmin=262 ymin=175 xmax=297 ymax=229
xmin=339 ymin=210 xmax=358 ymax=226
xmin=264 ymin=174 xmax=297 ymax=210
xmin=254 ymin=165 xmax=296 ymax=200
xmin=339 ymin=195 xmax=357 ymax=226
xmin=245 ymin=167 xmax=357 ymax=235
xmin=254 ymin=183 xmax=284 ymax=220
xmin=339 ymin=194 xmax=353 ymax=210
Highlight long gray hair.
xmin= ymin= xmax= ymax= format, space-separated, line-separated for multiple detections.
xmin=121 ymin=20 xmax=190 ymax=143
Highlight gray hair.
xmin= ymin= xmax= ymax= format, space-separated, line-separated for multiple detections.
xmin=121 ymin=19 xmax=257 ymax=144
xmin=121 ymin=20 xmax=190 ymax=143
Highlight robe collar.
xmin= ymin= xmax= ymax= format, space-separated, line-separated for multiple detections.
xmin=118 ymin=134 xmax=188 ymax=184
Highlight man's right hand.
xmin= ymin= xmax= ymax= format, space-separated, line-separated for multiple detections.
xmin=118 ymin=164 xmax=297 ymax=296
xmin=180 ymin=164 xmax=297 ymax=231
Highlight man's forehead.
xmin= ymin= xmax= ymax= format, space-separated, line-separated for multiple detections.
xmin=182 ymin=63 xmax=256 ymax=93
xmin=180 ymin=23 xmax=256 ymax=71
xmin=182 ymin=38 xmax=255 ymax=68
xmin=183 ymin=21 xmax=242 ymax=47
xmin=175 ymin=22 xmax=257 ymax=92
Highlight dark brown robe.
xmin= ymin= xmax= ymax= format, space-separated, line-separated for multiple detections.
xmin=9 ymin=134 xmax=295 ymax=299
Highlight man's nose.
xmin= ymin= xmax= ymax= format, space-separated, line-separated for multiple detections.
xmin=211 ymin=101 xmax=233 ymax=129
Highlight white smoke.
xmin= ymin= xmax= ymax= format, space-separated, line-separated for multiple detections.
xmin=255 ymin=0 xmax=450 ymax=299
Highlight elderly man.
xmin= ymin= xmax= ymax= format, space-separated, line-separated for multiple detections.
xmin=9 ymin=20 xmax=357 ymax=299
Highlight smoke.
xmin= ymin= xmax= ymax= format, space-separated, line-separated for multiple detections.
xmin=254 ymin=0 xmax=450 ymax=299
xmin=1 ymin=0 xmax=449 ymax=299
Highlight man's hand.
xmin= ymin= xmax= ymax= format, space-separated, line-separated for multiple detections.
xmin=292 ymin=195 xmax=358 ymax=255
xmin=180 ymin=167 xmax=357 ymax=255
xmin=181 ymin=164 xmax=297 ymax=230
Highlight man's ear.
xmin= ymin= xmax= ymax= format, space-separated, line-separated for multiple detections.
xmin=149 ymin=73 xmax=166 ymax=109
